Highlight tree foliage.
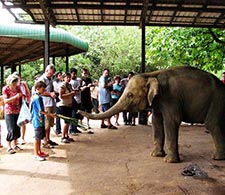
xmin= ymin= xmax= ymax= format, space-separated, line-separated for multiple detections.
xmin=145 ymin=27 xmax=225 ymax=73
xmin=68 ymin=26 xmax=142 ymax=79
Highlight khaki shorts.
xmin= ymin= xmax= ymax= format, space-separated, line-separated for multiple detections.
xmin=44 ymin=106 xmax=55 ymax=129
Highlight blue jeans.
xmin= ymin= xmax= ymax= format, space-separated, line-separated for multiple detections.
xmin=55 ymin=106 xmax=61 ymax=134
xmin=69 ymin=101 xmax=82 ymax=134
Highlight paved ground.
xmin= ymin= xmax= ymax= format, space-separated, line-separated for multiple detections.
xmin=0 ymin=116 xmax=225 ymax=195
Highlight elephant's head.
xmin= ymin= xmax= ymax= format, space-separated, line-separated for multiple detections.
xmin=78 ymin=74 xmax=159 ymax=120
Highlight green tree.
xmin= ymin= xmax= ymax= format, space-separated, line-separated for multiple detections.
xmin=69 ymin=26 xmax=142 ymax=78
xmin=145 ymin=27 xmax=225 ymax=73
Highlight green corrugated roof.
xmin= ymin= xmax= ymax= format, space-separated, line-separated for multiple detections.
xmin=0 ymin=23 xmax=88 ymax=52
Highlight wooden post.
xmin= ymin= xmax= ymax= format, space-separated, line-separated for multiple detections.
xmin=44 ymin=20 xmax=50 ymax=68
xmin=138 ymin=18 xmax=148 ymax=125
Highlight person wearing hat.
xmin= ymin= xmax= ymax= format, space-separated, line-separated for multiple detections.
xmin=2 ymin=74 xmax=23 ymax=154
xmin=13 ymin=72 xmax=31 ymax=145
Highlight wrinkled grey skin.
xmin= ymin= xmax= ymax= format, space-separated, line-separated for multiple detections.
xmin=78 ymin=66 xmax=225 ymax=163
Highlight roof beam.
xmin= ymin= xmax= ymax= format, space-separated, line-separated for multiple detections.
xmin=38 ymin=0 xmax=57 ymax=27
xmin=192 ymin=0 xmax=209 ymax=26
xmin=5 ymin=4 xmax=225 ymax=13
xmin=74 ymin=0 xmax=80 ymax=23
xmin=124 ymin=0 xmax=130 ymax=24
xmin=139 ymin=0 xmax=149 ymax=28
xmin=100 ymin=0 xmax=104 ymax=23
xmin=169 ymin=0 xmax=184 ymax=25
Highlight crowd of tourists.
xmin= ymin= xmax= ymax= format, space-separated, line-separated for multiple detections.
xmin=1 ymin=64 xmax=136 ymax=161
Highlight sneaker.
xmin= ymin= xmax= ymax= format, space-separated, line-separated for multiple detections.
xmin=14 ymin=145 xmax=23 ymax=151
xmin=87 ymin=131 xmax=94 ymax=134
xmin=48 ymin=140 xmax=58 ymax=146
xmin=66 ymin=137 xmax=75 ymax=142
xmin=7 ymin=148 xmax=16 ymax=154
xmin=108 ymin=125 xmax=118 ymax=130
xmin=70 ymin=132 xmax=79 ymax=136
xmin=39 ymin=151 xmax=49 ymax=158
xmin=34 ymin=155 xmax=45 ymax=161
xmin=101 ymin=124 xmax=108 ymax=128
xmin=61 ymin=138 xmax=70 ymax=143
xmin=42 ymin=143 xmax=54 ymax=149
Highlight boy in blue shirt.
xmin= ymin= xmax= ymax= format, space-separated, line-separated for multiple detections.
xmin=31 ymin=81 xmax=56 ymax=161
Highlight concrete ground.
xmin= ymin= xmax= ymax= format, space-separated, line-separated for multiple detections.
xmin=0 ymin=116 xmax=225 ymax=195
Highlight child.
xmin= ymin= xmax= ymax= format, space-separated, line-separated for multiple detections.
xmin=31 ymin=81 xmax=56 ymax=161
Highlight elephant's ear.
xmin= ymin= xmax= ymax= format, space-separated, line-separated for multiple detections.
xmin=146 ymin=77 xmax=159 ymax=106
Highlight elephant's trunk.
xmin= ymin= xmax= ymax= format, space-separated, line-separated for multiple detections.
xmin=78 ymin=99 xmax=125 ymax=120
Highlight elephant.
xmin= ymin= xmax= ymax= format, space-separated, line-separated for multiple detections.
xmin=78 ymin=66 xmax=225 ymax=163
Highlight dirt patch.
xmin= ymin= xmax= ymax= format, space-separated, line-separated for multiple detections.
xmin=0 ymin=119 xmax=225 ymax=195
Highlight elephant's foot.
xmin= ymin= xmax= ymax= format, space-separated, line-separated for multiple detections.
xmin=151 ymin=148 xmax=166 ymax=157
xmin=164 ymin=154 xmax=180 ymax=163
xmin=212 ymin=150 xmax=225 ymax=160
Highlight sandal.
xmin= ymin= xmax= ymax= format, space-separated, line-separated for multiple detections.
xmin=14 ymin=145 xmax=23 ymax=151
xmin=61 ymin=138 xmax=70 ymax=143
xmin=66 ymin=137 xmax=75 ymax=142
xmin=7 ymin=148 xmax=16 ymax=154
xmin=42 ymin=143 xmax=54 ymax=149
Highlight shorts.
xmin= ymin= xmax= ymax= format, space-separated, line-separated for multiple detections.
xmin=59 ymin=106 xmax=73 ymax=124
xmin=44 ymin=106 xmax=55 ymax=129
xmin=102 ymin=103 xmax=110 ymax=112
xmin=34 ymin=127 xmax=45 ymax=140
xmin=5 ymin=114 xmax=21 ymax=141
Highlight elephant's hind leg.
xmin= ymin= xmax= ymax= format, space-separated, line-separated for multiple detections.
xmin=206 ymin=124 xmax=225 ymax=160
xmin=151 ymin=113 xmax=166 ymax=157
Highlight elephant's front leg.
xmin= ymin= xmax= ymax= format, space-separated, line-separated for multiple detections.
xmin=151 ymin=113 xmax=166 ymax=157
xmin=163 ymin=118 xmax=180 ymax=163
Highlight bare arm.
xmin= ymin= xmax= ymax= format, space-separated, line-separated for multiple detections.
xmin=40 ymin=111 xmax=56 ymax=118
xmin=59 ymin=87 xmax=76 ymax=99
xmin=3 ymin=93 xmax=22 ymax=104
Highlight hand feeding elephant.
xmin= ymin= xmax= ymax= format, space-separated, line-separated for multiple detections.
xmin=78 ymin=66 xmax=225 ymax=163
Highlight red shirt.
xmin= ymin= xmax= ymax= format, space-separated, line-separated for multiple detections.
xmin=2 ymin=85 xmax=21 ymax=114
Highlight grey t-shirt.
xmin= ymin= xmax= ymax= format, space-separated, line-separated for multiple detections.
xmin=38 ymin=74 xmax=55 ymax=107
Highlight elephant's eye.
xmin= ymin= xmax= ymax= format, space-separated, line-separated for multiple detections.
xmin=127 ymin=92 xmax=133 ymax=98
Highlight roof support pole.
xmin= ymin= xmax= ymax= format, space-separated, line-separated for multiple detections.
xmin=141 ymin=19 xmax=146 ymax=73
xmin=18 ymin=64 xmax=21 ymax=75
xmin=44 ymin=20 xmax=50 ymax=68
xmin=11 ymin=65 xmax=16 ymax=73
xmin=139 ymin=18 xmax=148 ymax=125
xmin=0 ymin=65 xmax=3 ymax=94
xmin=52 ymin=56 xmax=55 ymax=66
xmin=66 ymin=49 xmax=69 ymax=72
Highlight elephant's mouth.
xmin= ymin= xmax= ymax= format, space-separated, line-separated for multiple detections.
xmin=127 ymin=99 xmax=147 ymax=112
